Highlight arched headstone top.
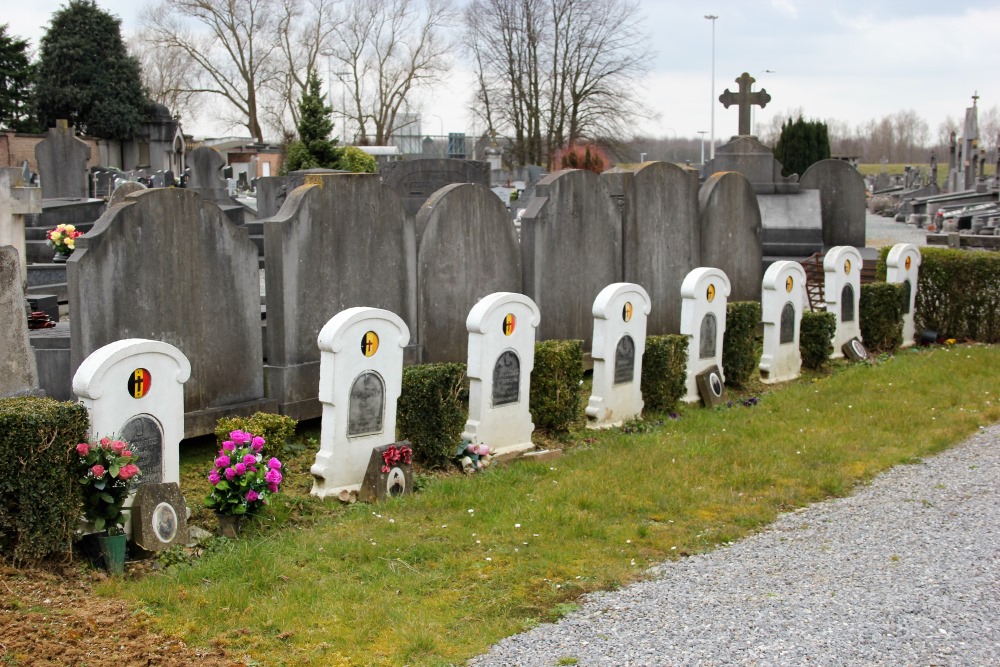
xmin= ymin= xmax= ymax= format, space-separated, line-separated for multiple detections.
xmin=318 ymin=307 xmax=410 ymax=355
xmin=886 ymin=243 xmax=921 ymax=272
xmin=823 ymin=245 xmax=862 ymax=275
xmin=762 ymin=260 xmax=807 ymax=295
xmin=680 ymin=267 xmax=732 ymax=301
xmin=73 ymin=338 xmax=191 ymax=400
xmin=591 ymin=282 xmax=651 ymax=319
xmin=466 ymin=292 xmax=540 ymax=333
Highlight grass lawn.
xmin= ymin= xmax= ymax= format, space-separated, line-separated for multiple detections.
xmin=113 ymin=344 xmax=1000 ymax=666
xmin=857 ymin=162 xmax=996 ymax=189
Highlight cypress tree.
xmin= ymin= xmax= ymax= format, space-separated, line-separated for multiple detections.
xmin=774 ymin=116 xmax=831 ymax=177
xmin=284 ymin=70 xmax=342 ymax=172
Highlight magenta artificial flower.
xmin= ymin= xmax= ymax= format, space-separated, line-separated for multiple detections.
xmin=242 ymin=454 xmax=256 ymax=466
xmin=246 ymin=490 xmax=259 ymax=502
xmin=208 ymin=470 xmax=221 ymax=485
xmin=267 ymin=457 xmax=282 ymax=470
xmin=251 ymin=436 xmax=265 ymax=450
xmin=222 ymin=440 xmax=235 ymax=452
xmin=267 ymin=482 xmax=279 ymax=493
xmin=224 ymin=467 xmax=237 ymax=481
xmin=265 ymin=468 xmax=282 ymax=486
xmin=230 ymin=430 xmax=251 ymax=445
xmin=91 ymin=464 xmax=105 ymax=478
xmin=234 ymin=462 xmax=247 ymax=475
xmin=75 ymin=443 xmax=89 ymax=456
xmin=215 ymin=455 xmax=231 ymax=468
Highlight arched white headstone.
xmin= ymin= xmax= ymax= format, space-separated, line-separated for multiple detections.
xmin=759 ymin=261 xmax=806 ymax=384
xmin=823 ymin=246 xmax=863 ymax=358
xmin=311 ymin=307 xmax=410 ymax=499
xmin=462 ymin=292 xmax=540 ymax=457
xmin=679 ymin=268 xmax=731 ymax=403
xmin=586 ymin=282 xmax=651 ymax=428
xmin=886 ymin=243 xmax=921 ymax=348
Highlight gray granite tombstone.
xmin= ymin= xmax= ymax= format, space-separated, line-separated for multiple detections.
xmin=263 ymin=173 xmax=412 ymax=420
xmin=799 ymin=159 xmax=867 ymax=249
xmin=0 ymin=246 xmax=41 ymax=397
xmin=185 ymin=146 xmax=232 ymax=204
xmin=108 ymin=181 xmax=147 ymax=207
xmin=699 ymin=171 xmax=763 ymax=302
xmin=520 ymin=169 xmax=622 ymax=348
xmin=35 ymin=120 xmax=91 ymax=199
xmin=381 ymin=158 xmax=490 ymax=218
xmin=68 ymin=188 xmax=276 ymax=437
xmin=131 ymin=482 xmax=188 ymax=551
xmin=416 ymin=183 xmax=521 ymax=363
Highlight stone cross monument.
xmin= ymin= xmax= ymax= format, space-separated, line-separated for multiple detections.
xmin=719 ymin=72 xmax=771 ymax=136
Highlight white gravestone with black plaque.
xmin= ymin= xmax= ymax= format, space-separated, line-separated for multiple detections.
xmin=679 ymin=268 xmax=731 ymax=404
xmin=462 ymin=292 xmax=540 ymax=457
xmin=886 ymin=243 xmax=921 ymax=348
xmin=823 ymin=246 xmax=862 ymax=359
xmin=311 ymin=307 xmax=409 ymax=499
xmin=759 ymin=261 xmax=806 ymax=384
xmin=586 ymin=283 xmax=651 ymax=429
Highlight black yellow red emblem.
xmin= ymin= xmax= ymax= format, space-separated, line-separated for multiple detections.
xmin=622 ymin=302 xmax=633 ymax=322
xmin=706 ymin=283 xmax=716 ymax=303
xmin=502 ymin=313 xmax=516 ymax=336
xmin=844 ymin=259 xmax=852 ymax=274
xmin=361 ymin=331 xmax=379 ymax=357
xmin=905 ymin=256 xmax=911 ymax=270
xmin=128 ymin=368 xmax=151 ymax=399
xmin=785 ymin=275 xmax=794 ymax=293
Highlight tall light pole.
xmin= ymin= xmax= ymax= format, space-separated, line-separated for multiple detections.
xmin=705 ymin=14 xmax=718 ymax=160
xmin=698 ymin=130 xmax=708 ymax=164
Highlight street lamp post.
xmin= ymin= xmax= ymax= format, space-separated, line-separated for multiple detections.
xmin=705 ymin=14 xmax=718 ymax=160
xmin=698 ymin=130 xmax=708 ymax=164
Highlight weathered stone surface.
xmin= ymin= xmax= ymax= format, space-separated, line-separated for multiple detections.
xmin=68 ymin=188 xmax=274 ymax=437
xmin=107 ymin=181 xmax=147 ymax=207
xmin=757 ymin=190 xmax=823 ymax=258
xmin=35 ymin=121 xmax=91 ymax=199
xmin=0 ymin=246 xmax=40 ymax=397
xmin=708 ymin=136 xmax=798 ymax=194
xmin=185 ymin=146 xmax=231 ymax=205
xmin=0 ymin=168 xmax=41 ymax=284
xmin=800 ymin=159 xmax=867 ymax=248
xmin=520 ymin=169 xmax=622 ymax=348
xmin=131 ymin=482 xmax=189 ymax=551
xmin=416 ymin=183 xmax=521 ymax=363
xmin=381 ymin=158 xmax=490 ymax=218
xmin=263 ymin=174 xmax=412 ymax=419
xmin=699 ymin=171 xmax=763 ymax=302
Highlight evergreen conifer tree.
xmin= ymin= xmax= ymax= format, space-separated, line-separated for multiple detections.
xmin=773 ymin=116 xmax=831 ymax=177
xmin=284 ymin=70 xmax=342 ymax=172
xmin=0 ymin=25 xmax=38 ymax=133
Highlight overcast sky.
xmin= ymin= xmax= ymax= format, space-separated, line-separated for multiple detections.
xmin=8 ymin=0 xmax=999 ymax=142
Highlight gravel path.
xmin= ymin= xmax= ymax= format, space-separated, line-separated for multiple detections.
xmin=469 ymin=423 xmax=1000 ymax=667
xmin=866 ymin=211 xmax=929 ymax=249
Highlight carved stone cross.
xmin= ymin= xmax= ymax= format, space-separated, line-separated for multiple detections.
xmin=719 ymin=72 xmax=771 ymax=136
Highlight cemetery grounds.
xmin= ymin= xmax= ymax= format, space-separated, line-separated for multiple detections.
xmin=2 ymin=342 xmax=998 ymax=666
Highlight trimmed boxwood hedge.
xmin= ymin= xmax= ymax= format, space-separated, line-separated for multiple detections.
xmin=530 ymin=340 xmax=584 ymax=433
xmin=722 ymin=301 xmax=761 ymax=388
xmin=0 ymin=397 xmax=89 ymax=565
xmin=912 ymin=248 xmax=1000 ymax=343
xmin=640 ymin=334 xmax=688 ymax=412
xmin=214 ymin=412 xmax=298 ymax=460
xmin=800 ymin=311 xmax=836 ymax=369
xmin=860 ymin=282 xmax=905 ymax=353
xmin=397 ymin=363 xmax=467 ymax=468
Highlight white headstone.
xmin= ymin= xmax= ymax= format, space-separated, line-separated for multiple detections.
xmin=885 ymin=243 xmax=921 ymax=348
xmin=679 ymin=268 xmax=731 ymax=403
xmin=311 ymin=307 xmax=409 ymax=499
xmin=462 ymin=292 xmax=540 ymax=457
xmin=73 ymin=339 xmax=191 ymax=487
xmin=586 ymin=282 xmax=650 ymax=428
xmin=823 ymin=246 xmax=862 ymax=358
xmin=759 ymin=261 xmax=806 ymax=384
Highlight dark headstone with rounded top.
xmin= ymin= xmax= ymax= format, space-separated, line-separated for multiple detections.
xmin=699 ymin=171 xmax=763 ymax=302
xmin=800 ymin=159 xmax=867 ymax=248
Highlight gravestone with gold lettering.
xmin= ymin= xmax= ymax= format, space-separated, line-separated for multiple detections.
xmin=586 ymin=283 xmax=651 ymax=428
xmin=311 ymin=307 xmax=410 ymax=499
xmin=679 ymin=268 xmax=731 ymax=404
xmin=823 ymin=246 xmax=862 ymax=359
xmin=885 ymin=243 xmax=921 ymax=348
xmin=462 ymin=292 xmax=540 ymax=457
xmin=759 ymin=261 xmax=806 ymax=384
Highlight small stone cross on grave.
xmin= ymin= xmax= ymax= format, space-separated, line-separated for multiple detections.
xmin=719 ymin=72 xmax=771 ymax=136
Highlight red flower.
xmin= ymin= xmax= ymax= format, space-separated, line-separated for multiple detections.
xmin=381 ymin=465 xmax=390 ymax=473
xmin=91 ymin=464 xmax=106 ymax=478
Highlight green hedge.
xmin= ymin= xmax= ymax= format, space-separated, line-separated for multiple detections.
xmin=0 ymin=397 xmax=89 ymax=565
xmin=640 ymin=335 xmax=688 ymax=412
xmin=800 ymin=311 xmax=836 ymax=369
xmin=913 ymin=248 xmax=1000 ymax=342
xmin=530 ymin=340 xmax=583 ymax=433
xmin=860 ymin=282 xmax=904 ymax=353
xmin=397 ymin=363 xmax=467 ymax=468
xmin=215 ymin=412 xmax=298 ymax=461
xmin=722 ymin=301 xmax=761 ymax=387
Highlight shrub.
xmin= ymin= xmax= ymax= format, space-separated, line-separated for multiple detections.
xmin=0 ymin=397 xmax=89 ymax=565
xmin=530 ymin=340 xmax=583 ymax=432
xmin=215 ymin=412 xmax=298 ymax=461
xmin=913 ymin=248 xmax=1000 ymax=342
xmin=397 ymin=363 xmax=467 ymax=468
xmin=640 ymin=335 xmax=688 ymax=412
xmin=800 ymin=311 xmax=836 ymax=369
xmin=341 ymin=146 xmax=377 ymax=173
xmin=722 ymin=301 xmax=761 ymax=387
xmin=860 ymin=282 xmax=904 ymax=353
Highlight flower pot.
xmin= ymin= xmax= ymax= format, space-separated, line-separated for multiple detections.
xmin=96 ymin=533 xmax=127 ymax=576
xmin=52 ymin=252 xmax=69 ymax=263
xmin=216 ymin=513 xmax=243 ymax=539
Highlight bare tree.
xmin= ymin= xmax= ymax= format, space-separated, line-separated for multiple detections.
xmin=464 ymin=0 xmax=653 ymax=167
xmin=326 ymin=0 xmax=454 ymax=145
xmin=128 ymin=28 xmax=198 ymax=122
xmin=978 ymin=104 xmax=999 ymax=159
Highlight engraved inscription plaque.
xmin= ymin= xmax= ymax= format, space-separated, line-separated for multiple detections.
xmin=902 ymin=280 xmax=911 ymax=314
xmin=841 ymin=284 xmax=855 ymax=322
xmin=492 ymin=350 xmax=521 ymax=406
xmin=780 ymin=302 xmax=795 ymax=344
xmin=348 ymin=372 xmax=385 ymax=436
xmin=120 ymin=415 xmax=163 ymax=485
xmin=614 ymin=335 xmax=636 ymax=385
xmin=699 ymin=313 xmax=717 ymax=359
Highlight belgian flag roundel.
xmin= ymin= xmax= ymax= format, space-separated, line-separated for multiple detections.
xmin=622 ymin=301 xmax=633 ymax=322
xmin=502 ymin=313 xmax=516 ymax=336
xmin=361 ymin=331 xmax=380 ymax=357
xmin=785 ymin=275 xmax=794 ymax=293
xmin=706 ymin=283 xmax=716 ymax=303
xmin=128 ymin=368 xmax=151 ymax=399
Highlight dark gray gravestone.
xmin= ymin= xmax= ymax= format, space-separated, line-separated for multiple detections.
xmin=185 ymin=146 xmax=231 ymax=204
xmin=35 ymin=120 xmax=91 ymax=199
xmin=108 ymin=181 xmax=147 ymax=207
xmin=68 ymin=188 xmax=275 ymax=437
xmin=841 ymin=284 xmax=855 ymax=322
xmin=416 ymin=183 xmax=521 ymax=363
xmin=263 ymin=174 xmax=411 ymax=420
xmin=699 ymin=313 xmax=717 ymax=359
xmin=358 ymin=443 xmax=413 ymax=503
xmin=347 ymin=372 xmax=385 ymax=437
xmin=800 ymin=159 xmax=867 ymax=248
xmin=699 ymin=171 xmax=763 ymax=302
xmin=131 ymin=482 xmax=188 ymax=551
xmin=603 ymin=162 xmax=700 ymax=334
xmin=520 ymin=169 xmax=622 ymax=349
xmin=120 ymin=414 xmax=164 ymax=485
xmin=381 ymin=159 xmax=490 ymax=218
xmin=780 ymin=302 xmax=795 ymax=344
xmin=613 ymin=335 xmax=635 ymax=385
xmin=696 ymin=365 xmax=726 ymax=408
xmin=492 ymin=350 xmax=520 ymax=406
xmin=0 ymin=246 xmax=41 ymax=397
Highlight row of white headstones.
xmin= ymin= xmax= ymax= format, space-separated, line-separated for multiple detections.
xmin=70 ymin=243 xmax=922 ymax=502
